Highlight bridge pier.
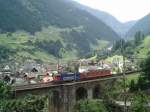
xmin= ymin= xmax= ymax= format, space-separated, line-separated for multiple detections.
xmin=93 ymin=85 xmax=101 ymax=99
xmin=48 ymin=90 xmax=62 ymax=112
xmin=61 ymin=86 xmax=76 ymax=112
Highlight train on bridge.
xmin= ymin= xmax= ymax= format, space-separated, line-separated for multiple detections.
xmin=42 ymin=69 xmax=111 ymax=83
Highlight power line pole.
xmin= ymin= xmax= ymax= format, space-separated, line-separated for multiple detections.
xmin=121 ymin=39 xmax=127 ymax=112
xmin=123 ymin=53 xmax=127 ymax=112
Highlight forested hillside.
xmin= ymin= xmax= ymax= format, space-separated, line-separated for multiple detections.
xmin=0 ymin=0 xmax=120 ymax=63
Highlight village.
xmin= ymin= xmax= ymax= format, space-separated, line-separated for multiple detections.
xmin=0 ymin=56 xmax=136 ymax=85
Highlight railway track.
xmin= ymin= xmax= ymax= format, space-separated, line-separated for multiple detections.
xmin=13 ymin=71 xmax=141 ymax=91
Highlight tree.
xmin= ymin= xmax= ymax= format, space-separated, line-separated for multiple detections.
xmin=112 ymin=39 xmax=126 ymax=54
xmin=141 ymin=56 xmax=150 ymax=80
xmin=134 ymin=31 xmax=144 ymax=46
xmin=129 ymin=80 xmax=137 ymax=92
xmin=129 ymin=55 xmax=150 ymax=91
xmin=131 ymin=92 xmax=150 ymax=112
xmin=0 ymin=81 xmax=11 ymax=99
xmin=136 ymin=55 xmax=150 ymax=90
xmin=0 ymin=95 xmax=47 ymax=112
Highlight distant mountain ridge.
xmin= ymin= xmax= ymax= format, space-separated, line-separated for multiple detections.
xmin=73 ymin=1 xmax=137 ymax=38
xmin=127 ymin=13 xmax=150 ymax=38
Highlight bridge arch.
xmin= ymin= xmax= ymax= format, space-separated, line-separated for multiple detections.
xmin=76 ymin=87 xmax=87 ymax=101
xmin=93 ymin=84 xmax=101 ymax=99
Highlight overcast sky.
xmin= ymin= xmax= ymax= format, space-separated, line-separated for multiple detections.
xmin=73 ymin=0 xmax=150 ymax=23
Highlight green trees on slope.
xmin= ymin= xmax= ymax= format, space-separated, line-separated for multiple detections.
xmin=112 ymin=31 xmax=145 ymax=57
xmin=36 ymin=40 xmax=64 ymax=58
xmin=0 ymin=45 xmax=15 ymax=62
xmin=0 ymin=81 xmax=47 ymax=112
xmin=134 ymin=31 xmax=144 ymax=46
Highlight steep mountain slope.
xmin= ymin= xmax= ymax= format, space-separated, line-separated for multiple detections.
xmin=0 ymin=0 xmax=119 ymax=40
xmin=127 ymin=14 xmax=150 ymax=38
xmin=73 ymin=2 xmax=136 ymax=37
xmin=0 ymin=0 xmax=120 ymax=63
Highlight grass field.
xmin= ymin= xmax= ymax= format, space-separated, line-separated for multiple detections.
xmin=126 ymin=73 xmax=140 ymax=85
xmin=126 ymin=73 xmax=140 ymax=84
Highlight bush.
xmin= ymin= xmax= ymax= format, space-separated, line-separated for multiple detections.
xmin=0 ymin=81 xmax=47 ymax=112
xmin=74 ymin=99 xmax=108 ymax=112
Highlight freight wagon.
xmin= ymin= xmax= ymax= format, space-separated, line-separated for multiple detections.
xmin=80 ymin=69 xmax=111 ymax=79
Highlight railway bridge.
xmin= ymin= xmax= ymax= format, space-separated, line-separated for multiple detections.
xmin=13 ymin=71 xmax=139 ymax=112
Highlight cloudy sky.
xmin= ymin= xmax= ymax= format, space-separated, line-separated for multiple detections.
xmin=73 ymin=0 xmax=150 ymax=23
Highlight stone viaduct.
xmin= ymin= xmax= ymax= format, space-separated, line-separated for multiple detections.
xmin=14 ymin=76 xmax=119 ymax=112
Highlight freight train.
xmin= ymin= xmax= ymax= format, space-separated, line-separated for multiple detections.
xmin=49 ymin=69 xmax=112 ymax=82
